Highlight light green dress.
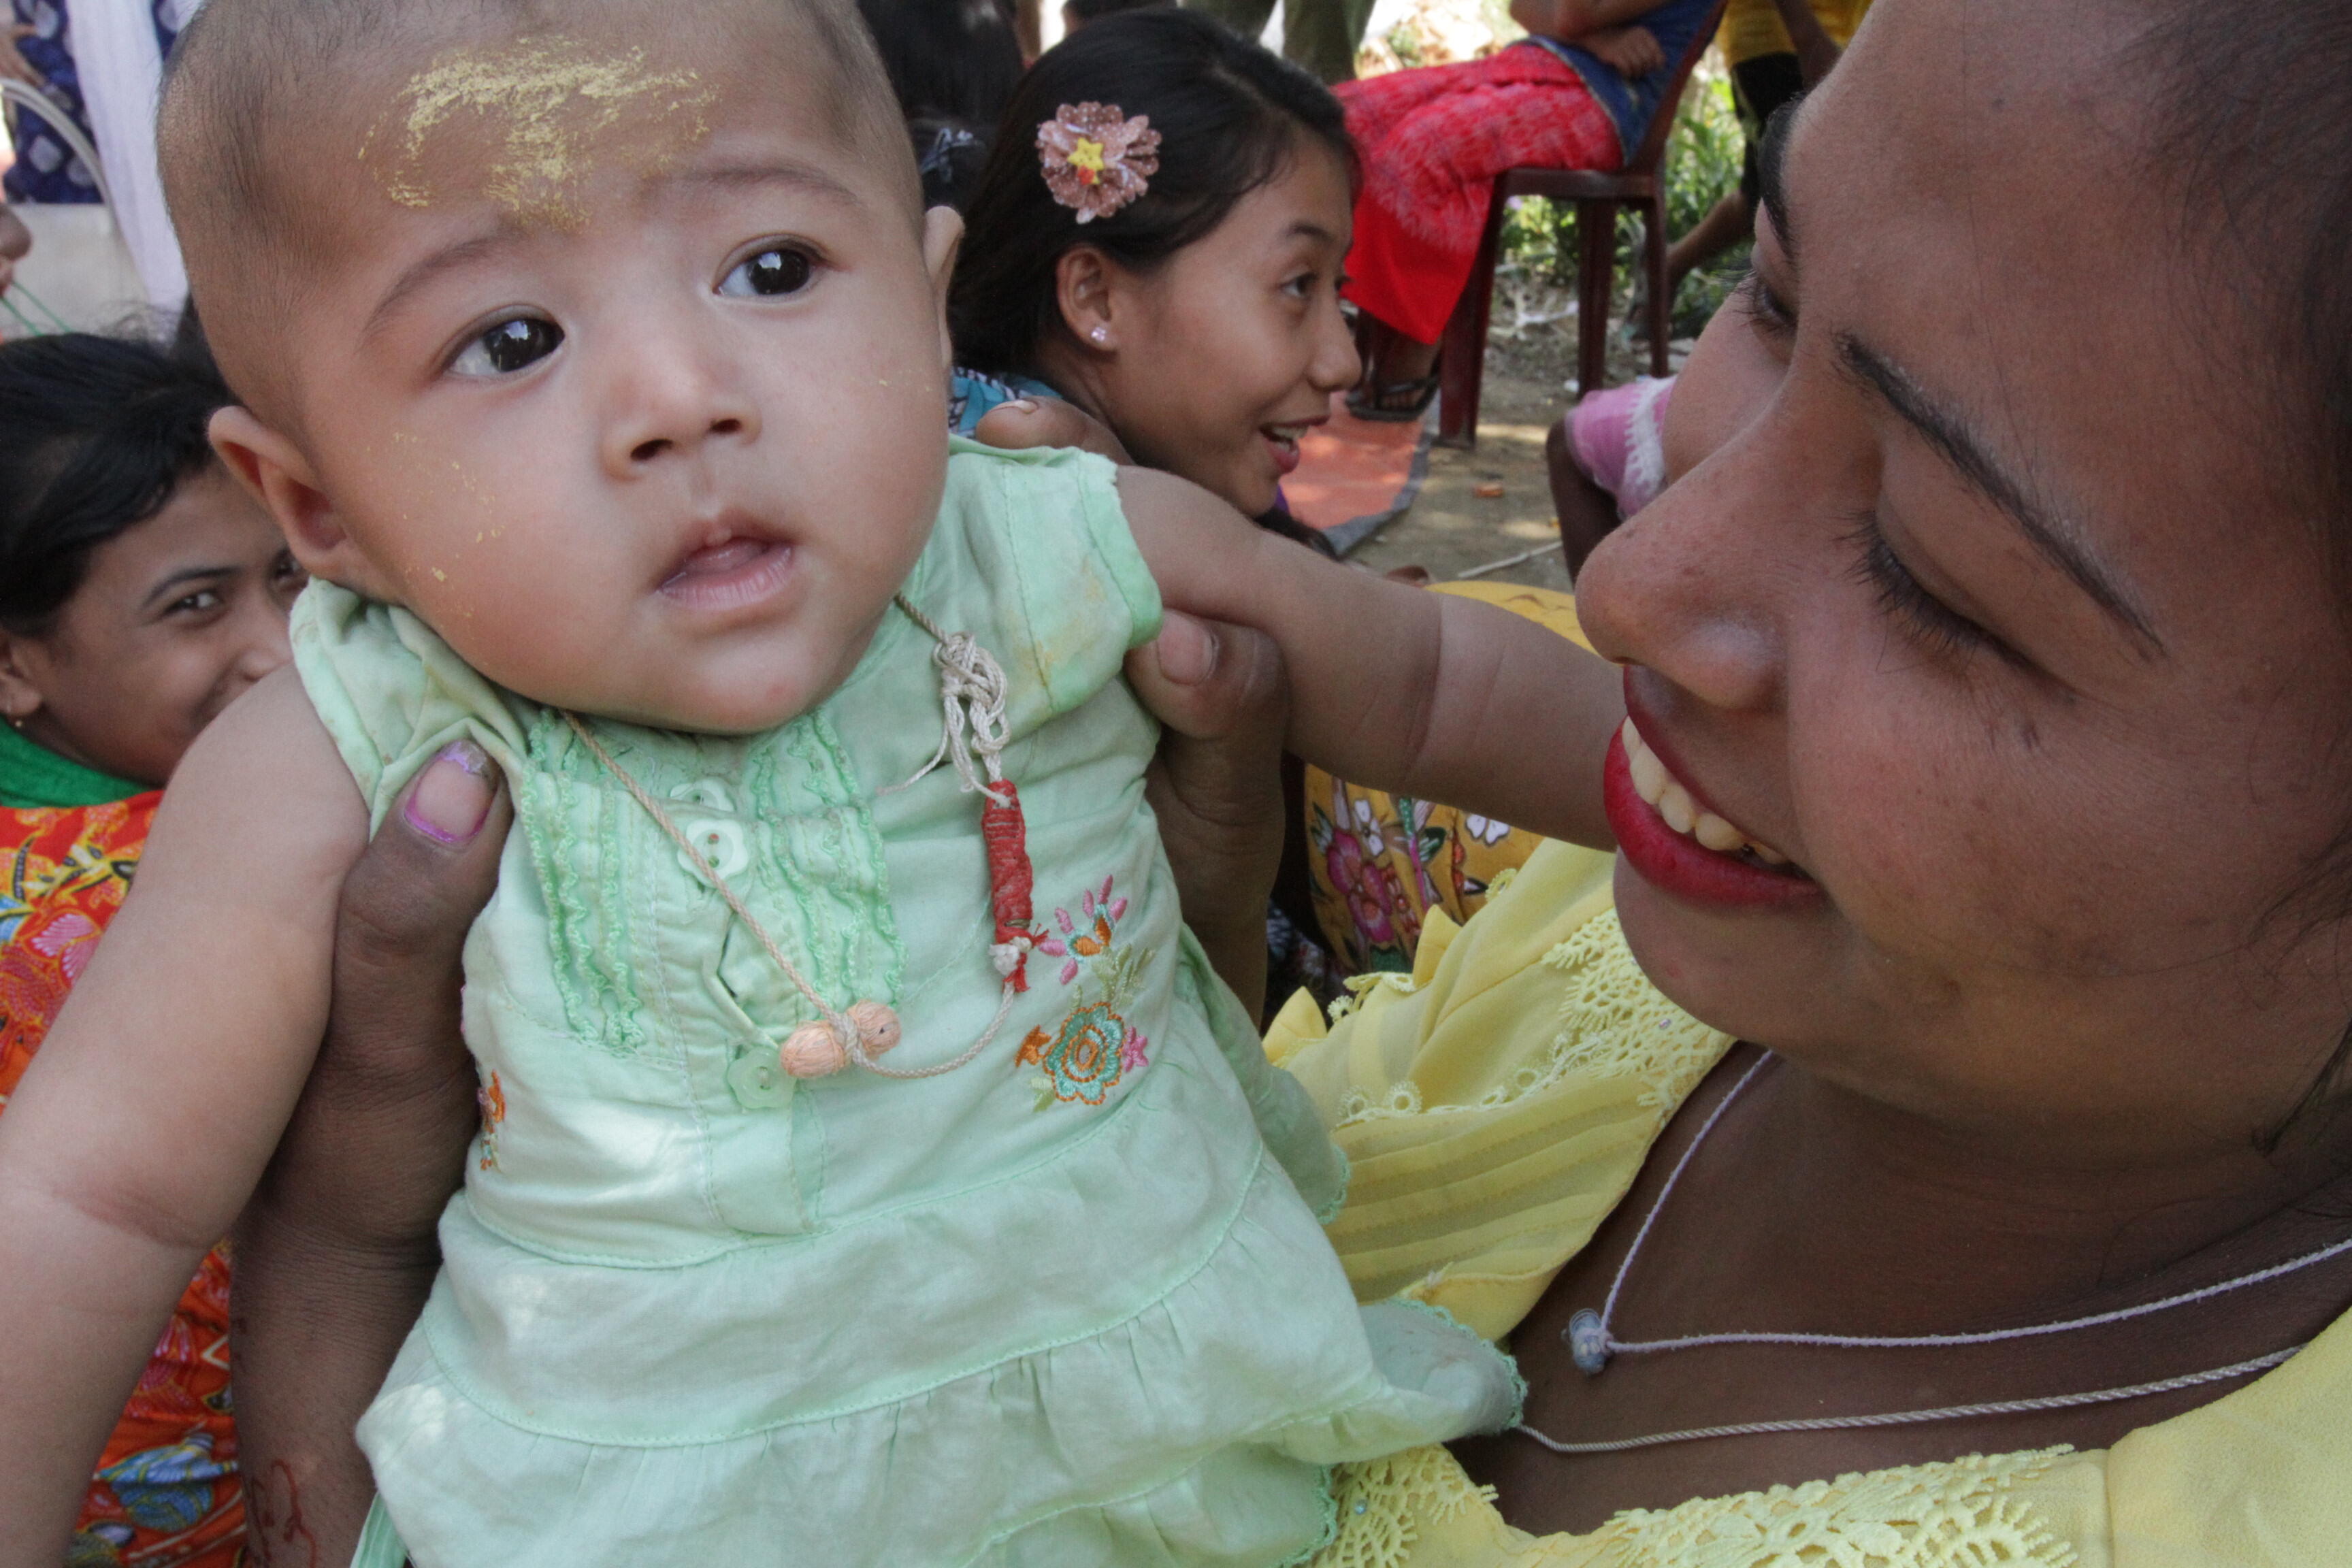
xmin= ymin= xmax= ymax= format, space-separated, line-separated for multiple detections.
xmin=293 ymin=441 xmax=1520 ymax=1568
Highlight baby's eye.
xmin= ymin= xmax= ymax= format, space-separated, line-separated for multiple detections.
xmin=721 ymin=246 xmax=815 ymax=299
xmin=452 ymin=316 xmax=564 ymax=377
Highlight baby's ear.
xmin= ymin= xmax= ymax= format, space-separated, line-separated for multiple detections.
xmin=208 ymin=408 xmax=395 ymax=600
xmin=923 ymin=204 xmax=964 ymax=372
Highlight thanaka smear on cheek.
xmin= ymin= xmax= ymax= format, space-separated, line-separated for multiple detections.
xmin=361 ymin=39 xmax=719 ymax=229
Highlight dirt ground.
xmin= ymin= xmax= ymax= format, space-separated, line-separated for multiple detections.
xmin=1346 ymin=332 xmax=1691 ymax=591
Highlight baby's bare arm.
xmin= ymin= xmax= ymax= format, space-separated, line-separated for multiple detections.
xmin=1120 ymin=468 xmax=1622 ymax=847
xmin=0 ymin=669 xmax=366 ymax=1563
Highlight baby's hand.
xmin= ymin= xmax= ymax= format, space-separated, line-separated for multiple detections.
xmin=973 ymin=397 xmax=1133 ymax=465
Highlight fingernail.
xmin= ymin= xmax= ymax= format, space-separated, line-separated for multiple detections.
xmin=1154 ymin=611 xmax=1218 ymax=685
xmin=405 ymin=740 xmax=494 ymax=844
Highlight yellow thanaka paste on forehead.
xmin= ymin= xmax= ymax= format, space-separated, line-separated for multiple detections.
xmin=365 ymin=40 xmax=720 ymax=227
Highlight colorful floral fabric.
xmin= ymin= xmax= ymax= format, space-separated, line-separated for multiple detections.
xmin=1306 ymin=581 xmax=1590 ymax=975
xmin=1 ymin=795 xmax=244 ymax=1567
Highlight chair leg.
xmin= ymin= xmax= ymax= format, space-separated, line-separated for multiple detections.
xmin=1437 ymin=174 xmax=1511 ymax=449
xmin=1645 ymin=193 xmax=1670 ymax=379
xmin=1576 ymin=198 xmax=1616 ymax=399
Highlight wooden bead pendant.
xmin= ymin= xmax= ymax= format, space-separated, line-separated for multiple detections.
xmin=779 ymin=1000 xmax=903 ymax=1079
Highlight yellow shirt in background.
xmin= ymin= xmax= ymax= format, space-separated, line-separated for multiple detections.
xmin=1715 ymin=0 xmax=1872 ymax=67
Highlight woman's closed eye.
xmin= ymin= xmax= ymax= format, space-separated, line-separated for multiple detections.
xmin=720 ymin=244 xmax=816 ymax=299
xmin=1738 ymin=267 xmax=1795 ymax=341
xmin=451 ymin=314 xmax=564 ymax=378
xmin=1847 ymin=514 xmax=2027 ymax=670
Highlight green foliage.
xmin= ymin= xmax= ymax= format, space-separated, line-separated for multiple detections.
xmin=1493 ymin=67 xmax=1752 ymax=342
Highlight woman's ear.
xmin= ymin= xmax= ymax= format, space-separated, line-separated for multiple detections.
xmin=924 ymin=204 xmax=965 ymax=372
xmin=1054 ymin=246 xmax=1118 ymax=351
xmin=208 ymin=408 xmax=395 ymax=600
xmin=0 ymin=630 xmax=46 ymax=727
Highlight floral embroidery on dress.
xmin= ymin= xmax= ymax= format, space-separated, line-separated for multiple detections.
xmin=1017 ymin=876 xmax=1149 ymax=1108
xmin=1595 ymin=1448 xmax=2079 ymax=1568
xmin=477 ymin=1069 xmax=507 ymax=1171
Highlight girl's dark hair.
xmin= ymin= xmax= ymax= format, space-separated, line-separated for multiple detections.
xmin=0 ymin=333 xmax=232 ymax=636
xmin=856 ymin=0 xmax=1025 ymax=126
xmin=949 ymin=8 xmax=1354 ymax=376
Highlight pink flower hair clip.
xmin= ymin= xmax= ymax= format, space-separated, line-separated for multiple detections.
xmin=1036 ymin=101 xmax=1161 ymax=223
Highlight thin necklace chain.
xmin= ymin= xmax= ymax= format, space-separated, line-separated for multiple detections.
xmin=1512 ymin=1346 xmax=2300 ymax=1456
xmin=1573 ymin=1052 xmax=2352 ymax=1369
xmin=1514 ymin=1050 xmax=2338 ymax=1455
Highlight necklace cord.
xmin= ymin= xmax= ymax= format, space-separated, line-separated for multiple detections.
xmin=1512 ymin=1345 xmax=2300 ymax=1456
xmin=559 ymin=595 xmax=1026 ymax=1082
xmin=1584 ymin=1049 xmax=2352 ymax=1364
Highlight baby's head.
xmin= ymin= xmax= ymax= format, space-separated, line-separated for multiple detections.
xmin=162 ymin=0 xmax=962 ymax=733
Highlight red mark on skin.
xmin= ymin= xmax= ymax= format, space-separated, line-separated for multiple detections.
xmin=247 ymin=1461 xmax=318 ymax=1568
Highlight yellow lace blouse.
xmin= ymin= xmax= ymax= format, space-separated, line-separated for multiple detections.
xmin=1267 ymin=840 xmax=2352 ymax=1567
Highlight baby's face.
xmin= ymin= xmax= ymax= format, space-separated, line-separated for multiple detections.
xmin=233 ymin=36 xmax=957 ymax=733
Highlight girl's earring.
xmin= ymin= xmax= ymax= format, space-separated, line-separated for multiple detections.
xmin=1089 ymin=325 xmax=1110 ymax=346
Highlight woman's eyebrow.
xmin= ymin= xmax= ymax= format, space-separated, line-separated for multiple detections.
xmin=1835 ymin=332 xmax=2163 ymax=653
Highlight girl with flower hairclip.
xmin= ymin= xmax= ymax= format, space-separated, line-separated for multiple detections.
xmin=947 ymin=10 xmax=1361 ymax=558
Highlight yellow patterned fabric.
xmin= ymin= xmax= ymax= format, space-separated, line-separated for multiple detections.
xmin=1269 ymin=838 xmax=2352 ymax=1567
xmin=1305 ymin=581 xmax=1587 ymax=975
xmin=1715 ymin=0 xmax=1872 ymax=67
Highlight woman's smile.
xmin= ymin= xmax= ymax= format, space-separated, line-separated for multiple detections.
xmin=1605 ymin=708 xmax=1816 ymax=909
xmin=1259 ymin=414 xmax=1324 ymax=478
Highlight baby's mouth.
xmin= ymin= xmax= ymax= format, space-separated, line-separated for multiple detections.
xmin=659 ymin=533 xmax=795 ymax=612
xmin=1620 ymin=717 xmax=1794 ymax=870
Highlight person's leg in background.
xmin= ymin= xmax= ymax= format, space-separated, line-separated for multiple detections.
xmin=1662 ymin=52 xmax=1802 ymax=307
xmin=1281 ymin=0 xmax=1377 ymax=83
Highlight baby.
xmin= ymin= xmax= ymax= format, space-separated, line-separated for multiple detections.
xmin=0 ymin=0 xmax=1603 ymax=1563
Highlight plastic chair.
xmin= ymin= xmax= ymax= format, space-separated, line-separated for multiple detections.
xmin=1435 ymin=1 xmax=1729 ymax=449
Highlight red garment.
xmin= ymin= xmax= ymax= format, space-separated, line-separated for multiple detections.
xmin=1 ymin=796 xmax=244 ymax=1567
xmin=1337 ymin=47 xmax=1622 ymax=345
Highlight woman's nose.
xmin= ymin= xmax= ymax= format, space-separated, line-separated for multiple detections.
xmin=1308 ymin=299 xmax=1361 ymax=394
xmin=1574 ymin=419 xmax=1796 ymax=717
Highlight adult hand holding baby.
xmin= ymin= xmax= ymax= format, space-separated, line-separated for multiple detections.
xmin=233 ymin=745 xmax=507 ymax=1568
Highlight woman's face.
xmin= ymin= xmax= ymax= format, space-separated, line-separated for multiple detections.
xmin=0 ymin=465 xmax=304 ymax=787
xmin=1082 ymin=139 xmax=1359 ymax=516
xmin=1574 ymin=0 xmax=2352 ymax=1166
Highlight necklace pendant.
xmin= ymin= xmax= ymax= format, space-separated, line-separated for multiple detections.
xmin=1567 ymin=1309 xmax=1612 ymax=1376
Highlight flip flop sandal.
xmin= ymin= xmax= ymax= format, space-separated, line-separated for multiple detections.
xmin=1347 ymin=374 xmax=1440 ymax=423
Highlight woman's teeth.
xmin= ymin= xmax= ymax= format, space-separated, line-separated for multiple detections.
xmin=1622 ymin=719 xmax=1791 ymax=866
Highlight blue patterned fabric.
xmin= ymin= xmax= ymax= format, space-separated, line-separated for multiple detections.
xmin=3 ymin=0 xmax=179 ymax=204
xmin=1520 ymin=0 xmax=1719 ymax=160
xmin=947 ymin=365 xmax=1060 ymax=438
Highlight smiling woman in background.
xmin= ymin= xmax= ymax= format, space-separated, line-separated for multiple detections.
xmin=0 ymin=332 xmax=301 ymax=1567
